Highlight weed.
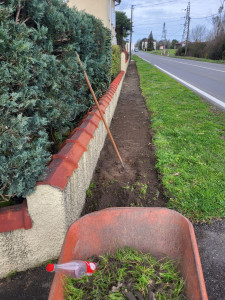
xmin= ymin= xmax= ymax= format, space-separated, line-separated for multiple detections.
xmin=44 ymin=260 xmax=55 ymax=266
xmin=6 ymin=271 xmax=17 ymax=279
xmin=65 ymin=247 xmax=185 ymax=299
xmin=121 ymin=184 xmax=131 ymax=190
xmin=109 ymin=180 xmax=117 ymax=185
xmin=86 ymin=181 xmax=96 ymax=198
xmin=86 ymin=190 xmax=92 ymax=198
xmin=122 ymin=181 xmax=149 ymax=200
xmin=134 ymin=182 xmax=148 ymax=199
xmin=89 ymin=181 xmax=96 ymax=189
xmin=140 ymin=183 xmax=148 ymax=195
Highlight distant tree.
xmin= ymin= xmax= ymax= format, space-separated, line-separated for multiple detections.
xmin=116 ymin=11 xmax=131 ymax=48
xmin=208 ymin=3 xmax=225 ymax=40
xmin=166 ymin=39 xmax=171 ymax=49
xmin=157 ymin=40 xmax=164 ymax=50
xmin=222 ymin=11 xmax=225 ymax=32
xmin=191 ymin=25 xmax=207 ymax=42
xmin=171 ymin=39 xmax=178 ymax=49
xmin=147 ymin=31 xmax=154 ymax=51
xmin=204 ymin=34 xmax=225 ymax=60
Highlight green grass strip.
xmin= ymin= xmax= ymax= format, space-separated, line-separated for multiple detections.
xmin=134 ymin=55 xmax=225 ymax=222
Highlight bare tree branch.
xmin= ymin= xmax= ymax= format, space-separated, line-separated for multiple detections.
xmin=15 ymin=6 xmax=21 ymax=24
xmin=21 ymin=17 xmax=30 ymax=24
xmin=0 ymin=183 xmax=7 ymax=192
xmin=0 ymin=195 xmax=9 ymax=202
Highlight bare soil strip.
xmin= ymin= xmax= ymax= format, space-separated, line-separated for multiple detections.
xmin=82 ymin=61 xmax=167 ymax=215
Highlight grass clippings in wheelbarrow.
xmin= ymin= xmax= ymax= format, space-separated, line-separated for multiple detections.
xmin=65 ymin=247 xmax=186 ymax=300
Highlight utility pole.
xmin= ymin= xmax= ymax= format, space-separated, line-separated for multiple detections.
xmin=182 ymin=2 xmax=191 ymax=56
xmin=130 ymin=5 xmax=135 ymax=59
xmin=161 ymin=22 xmax=167 ymax=54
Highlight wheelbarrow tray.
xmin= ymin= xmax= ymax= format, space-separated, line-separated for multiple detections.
xmin=48 ymin=207 xmax=208 ymax=300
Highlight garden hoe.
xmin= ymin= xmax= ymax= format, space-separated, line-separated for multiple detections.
xmin=75 ymin=51 xmax=125 ymax=169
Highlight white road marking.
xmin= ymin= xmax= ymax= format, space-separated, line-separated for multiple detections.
xmin=160 ymin=57 xmax=225 ymax=73
xmin=154 ymin=64 xmax=225 ymax=109
xmin=139 ymin=57 xmax=151 ymax=64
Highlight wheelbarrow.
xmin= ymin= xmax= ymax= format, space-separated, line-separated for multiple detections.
xmin=48 ymin=207 xmax=208 ymax=300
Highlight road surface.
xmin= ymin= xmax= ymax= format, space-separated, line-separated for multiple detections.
xmin=135 ymin=51 xmax=225 ymax=111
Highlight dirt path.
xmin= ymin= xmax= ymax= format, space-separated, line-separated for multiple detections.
xmin=82 ymin=61 xmax=167 ymax=215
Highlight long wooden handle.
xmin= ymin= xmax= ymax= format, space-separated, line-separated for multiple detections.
xmin=75 ymin=52 xmax=125 ymax=169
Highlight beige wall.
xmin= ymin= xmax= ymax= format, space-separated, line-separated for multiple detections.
xmin=68 ymin=0 xmax=108 ymax=28
xmin=68 ymin=0 xmax=117 ymax=43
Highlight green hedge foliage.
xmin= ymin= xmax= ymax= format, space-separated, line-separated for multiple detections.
xmin=111 ymin=45 xmax=121 ymax=80
xmin=0 ymin=0 xmax=112 ymax=199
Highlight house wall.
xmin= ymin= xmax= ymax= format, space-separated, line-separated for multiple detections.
xmin=68 ymin=0 xmax=108 ymax=28
xmin=68 ymin=0 xmax=117 ymax=43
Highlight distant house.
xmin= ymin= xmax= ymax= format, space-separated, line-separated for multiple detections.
xmin=141 ymin=38 xmax=148 ymax=51
xmin=68 ymin=0 xmax=121 ymax=44
xmin=175 ymin=42 xmax=186 ymax=49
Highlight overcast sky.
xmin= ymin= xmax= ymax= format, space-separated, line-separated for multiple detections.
xmin=116 ymin=0 xmax=224 ymax=43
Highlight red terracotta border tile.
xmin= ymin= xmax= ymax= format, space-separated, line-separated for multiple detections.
xmin=38 ymin=71 xmax=125 ymax=190
xmin=0 ymin=200 xmax=32 ymax=233
xmin=88 ymin=110 xmax=101 ymax=120
xmin=99 ymin=96 xmax=111 ymax=105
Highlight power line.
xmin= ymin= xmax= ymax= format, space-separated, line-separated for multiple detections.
xmin=138 ymin=0 xmax=178 ymax=8
xmin=169 ymin=28 xmax=184 ymax=35
xmin=192 ymin=13 xmax=219 ymax=19
xmin=135 ymin=18 xmax=184 ymax=26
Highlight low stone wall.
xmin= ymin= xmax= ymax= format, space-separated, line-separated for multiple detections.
xmin=0 ymin=55 xmax=129 ymax=278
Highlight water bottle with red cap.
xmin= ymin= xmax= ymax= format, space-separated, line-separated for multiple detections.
xmin=46 ymin=260 xmax=97 ymax=278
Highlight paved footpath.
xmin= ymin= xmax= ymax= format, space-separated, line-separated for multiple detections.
xmin=194 ymin=221 xmax=225 ymax=299
xmin=0 ymin=62 xmax=224 ymax=300
xmin=0 ymin=262 xmax=55 ymax=299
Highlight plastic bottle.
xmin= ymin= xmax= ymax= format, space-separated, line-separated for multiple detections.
xmin=46 ymin=260 xmax=97 ymax=278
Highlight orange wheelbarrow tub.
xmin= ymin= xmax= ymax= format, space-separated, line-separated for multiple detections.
xmin=48 ymin=207 xmax=208 ymax=300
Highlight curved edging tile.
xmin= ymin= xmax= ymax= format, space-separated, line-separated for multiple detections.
xmin=37 ymin=71 xmax=125 ymax=190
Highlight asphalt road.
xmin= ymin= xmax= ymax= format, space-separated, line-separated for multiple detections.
xmin=135 ymin=51 xmax=225 ymax=111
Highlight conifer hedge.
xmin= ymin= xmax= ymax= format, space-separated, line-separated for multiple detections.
xmin=111 ymin=45 xmax=121 ymax=80
xmin=0 ymin=0 xmax=112 ymax=199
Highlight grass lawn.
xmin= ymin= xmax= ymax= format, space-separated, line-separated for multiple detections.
xmin=134 ymin=55 xmax=225 ymax=222
xmin=147 ymin=49 xmax=225 ymax=64
xmin=147 ymin=49 xmax=176 ymax=56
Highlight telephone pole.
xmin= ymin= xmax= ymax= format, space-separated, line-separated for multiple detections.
xmin=130 ymin=5 xmax=135 ymax=59
xmin=161 ymin=22 xmax=167 ymax=54
xmin=182 ymin=1 xmax=191 ymax=56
